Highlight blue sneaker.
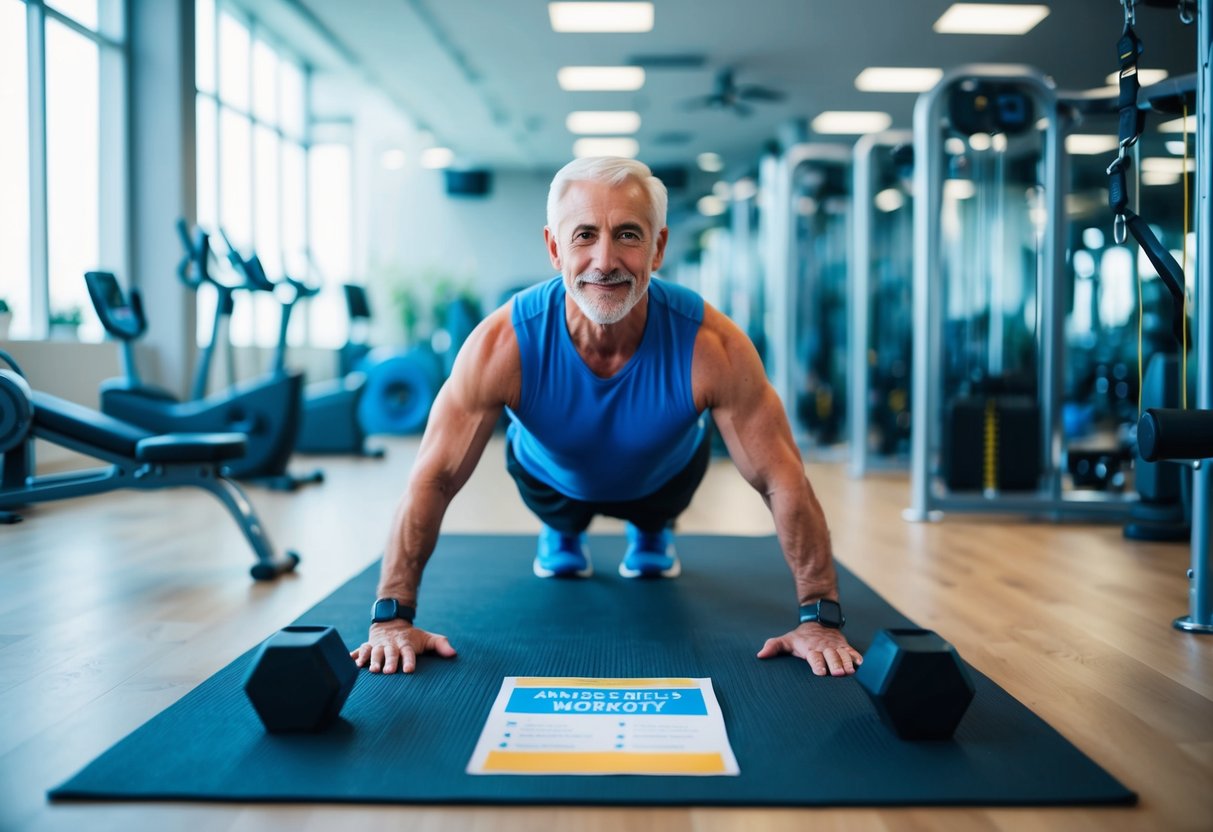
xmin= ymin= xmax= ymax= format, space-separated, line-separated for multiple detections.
xmin=619 ymin=524 xmax=681 ymax=578
xmin=533 ymin=526 xmax=592 ymax=578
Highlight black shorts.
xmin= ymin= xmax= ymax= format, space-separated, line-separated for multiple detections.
xmin=505 ymin=433 xmax=711 ymax=535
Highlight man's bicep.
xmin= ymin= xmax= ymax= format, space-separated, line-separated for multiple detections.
xmin=412 ymin=380 xmax=501 ymax=491
xmin=699 ymin=319 xmax=802 ymax=489
xmin=712 ymin=378 xmax=801 ymax=489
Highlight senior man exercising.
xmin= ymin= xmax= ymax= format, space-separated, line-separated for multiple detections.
xmin=352 ymin=156 xmax=861 ymax=678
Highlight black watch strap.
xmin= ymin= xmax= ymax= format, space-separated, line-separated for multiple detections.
xmin=799 ymin=598 xmax=845 ymax=629
xmin=371 ymin=597 xmax=416 ymax=624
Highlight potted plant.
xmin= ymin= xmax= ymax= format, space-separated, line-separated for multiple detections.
xmin=0 ymin=299 xmax=10 ymax=340
xmin=49 ymin=306 xmax=83 ymax=340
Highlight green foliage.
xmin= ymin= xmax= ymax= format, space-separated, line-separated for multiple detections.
xmin=370 ymin=262 xmax=479 ymax=346
xmin=0 ymin=298 xmax=9 ymax=314
xmin=49 ymin=306 xmax=82 ymax=327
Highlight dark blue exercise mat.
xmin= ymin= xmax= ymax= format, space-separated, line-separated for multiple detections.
xmin=49 ymin=535 xmax=1135 ymax=807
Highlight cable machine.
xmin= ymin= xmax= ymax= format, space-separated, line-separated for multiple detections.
xmin=764 ymin=143 xmax=852 ymax=451
xmin=906 ymin=65 xmax=1135 ymax=520
xmin=849 ymin=130 xmax=914 ymax=476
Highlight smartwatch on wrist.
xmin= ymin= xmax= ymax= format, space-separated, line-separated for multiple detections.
xmin=799 ymin=598 xmax=845 ymax=629
xmin=371 ymin=597 xmax=415 ymax=625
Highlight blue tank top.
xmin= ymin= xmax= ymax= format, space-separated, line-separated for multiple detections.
xmin=506 ymin=276 xmax=707 ymax=502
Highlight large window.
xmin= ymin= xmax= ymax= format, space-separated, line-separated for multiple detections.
xmin=0 ymin=0 xmax=31 ymax=339
xmin=196 ymin=0 xmax=347 ymax=350
xmin=1 ymin=0 xmax=126 ymax=342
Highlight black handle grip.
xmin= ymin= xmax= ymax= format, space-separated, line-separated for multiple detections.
xmin=1137 ymin=408 xmax=1213 ymax=462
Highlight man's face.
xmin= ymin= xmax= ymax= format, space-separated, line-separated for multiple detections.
xmin=545 ymin=179 xmax=668 ymax=326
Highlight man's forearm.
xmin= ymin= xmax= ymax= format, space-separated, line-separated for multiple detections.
xmin=376 ymin=485 xmax=450 ymax=606
xmin=767 ymin=480 xmax=838 ymax=605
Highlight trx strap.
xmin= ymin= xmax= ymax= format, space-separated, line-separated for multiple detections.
xmin=1107 ymin=0 xmax=1188 ymax=350
xmin=1115 ymin=12 xmax=1145 ymax=160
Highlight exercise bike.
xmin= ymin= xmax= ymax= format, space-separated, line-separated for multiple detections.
xmin=215 ymin=233 xmax=384 ymax=458
xmin=83 ymin=221 xmax=323 ymax=491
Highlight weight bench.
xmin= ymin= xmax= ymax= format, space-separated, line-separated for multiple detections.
xmin=0 ymin=380 xmax=299 ymax=580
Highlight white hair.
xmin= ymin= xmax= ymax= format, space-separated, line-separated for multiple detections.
xmin=546 ymin=156 xmax=668 ymax=236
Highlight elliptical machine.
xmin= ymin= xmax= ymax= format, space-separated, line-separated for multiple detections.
xmin=216 ymin=233 xmax=383 ymax=458
xmin=83 ymin=220 xmax=323 ymax=491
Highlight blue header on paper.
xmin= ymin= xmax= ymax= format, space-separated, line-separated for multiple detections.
xmin=506 ymin=687 xmax=708 ymax=716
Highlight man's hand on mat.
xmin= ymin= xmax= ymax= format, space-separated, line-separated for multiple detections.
xmin=756 ymin=624 xmax=863 ymax=676
xmin=351 ymin=621 xmax=457 ymax=674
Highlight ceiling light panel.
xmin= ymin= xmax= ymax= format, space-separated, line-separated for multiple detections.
xmin=557 ymin=66 xmax=646 ymax=91
xmin=811 ymin=111 xmax=892 ymax=135
xmin=1141 ymin=157 xmax=1194 ymax=175
xmin=549 ymin=2 xmax=654 ymax=33
xmin=573 ymin=137 xmax=640 ymax=158
xmin=566 ymin=111 xmax=641 ymax=134
xmin=1141 ymin=171 xmax=1181 ymax=187
xmin=933 ymin=3 xmax=1050 ymax=35
xmin=421 ymin=147 xmax=454 ymax=169
xmin=1104 ymin=68 xmax=1169 ymax=87
xmin=1065 ymin=135 xmax=1119 ymax=155
xmin=1158 ymin=116 xmax=1196 ymax=133
xmin=854 ymin=67 xmax=944 ymax=93
xmin=697 ymin=195 xmax=727 ymax=217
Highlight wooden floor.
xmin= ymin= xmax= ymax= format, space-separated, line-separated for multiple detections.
xmin=1 ymin=435 xmax=1210 ymax=831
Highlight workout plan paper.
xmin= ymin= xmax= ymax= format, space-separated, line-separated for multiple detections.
xmin=466 ymin=677 xmax=740 ymax=776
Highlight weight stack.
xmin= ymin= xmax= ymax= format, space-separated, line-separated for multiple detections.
xmin=943 ymin=395 xmax=1041 ymax=491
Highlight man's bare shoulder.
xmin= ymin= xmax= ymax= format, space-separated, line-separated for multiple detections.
xmin=692 ymin=303 xmax=763 ymax=407
xmin=450 ymin=302 xmax=521 ymax=408
xmin=695 ymin=303 xmax=749 ymax=368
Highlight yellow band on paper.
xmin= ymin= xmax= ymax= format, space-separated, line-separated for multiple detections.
xmin=512 ymin=677 xmax=698 ymax=688
xmin=483 ymin=750 xmax=727 ymax=774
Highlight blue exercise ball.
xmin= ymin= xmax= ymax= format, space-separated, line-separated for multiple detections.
xmin=356 ymin=346 xmax=445 ymax=435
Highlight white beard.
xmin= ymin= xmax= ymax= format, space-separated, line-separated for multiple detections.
xmin=566 ymin=270 xmax=644 ymax=325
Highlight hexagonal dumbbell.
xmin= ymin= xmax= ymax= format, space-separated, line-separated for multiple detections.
xmin=855 ymin=628 xmax=975 ymax=741
xmin=243 ymin=625 xmax=358 ymax=733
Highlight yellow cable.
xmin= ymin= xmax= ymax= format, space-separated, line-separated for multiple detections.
xmin=984 ymin=399 xmax=998 ymax=493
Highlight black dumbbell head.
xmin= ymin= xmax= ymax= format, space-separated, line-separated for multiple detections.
xmin=243 ymin=625 xmax=358 ymax=733
xmin=855 ymin=628 xmax=975 ymax=741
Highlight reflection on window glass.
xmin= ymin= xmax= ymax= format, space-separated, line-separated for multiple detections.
xmin=252 ymin=38 xmax=278 ymax=125
xmin=46 ymin=19 xmax=101 ymax=342
xmin=254 ymin=125 xmax=281 ymax=279
xmin=196 ymin=96 xmax=218 ymax=230
xmin=219 ymin=107 xmax=251 ymax=250
xmin=279 ymin=59 xmax=305 ymax=138
xmin=309 ymin=144 xmax=351 ymax=349
xmin=218 ymin=10 xmax=249 ymax=112
xmin=199 ymin=20 xmax=314 ymax=349
xmin=218 ymin=107 xmax=256 ymax=348
xmin=0 ymin=0 xmax=30 ymax=338
xmin=281 ymin=141 xmax=307 ymax=276
xmin=47 ymin=0 xmax=97 ymax=30
xmin=1100 ymin=247 xmax=1134 ymax=328
xmin=196 ymin=0 xmax=215 ymax=94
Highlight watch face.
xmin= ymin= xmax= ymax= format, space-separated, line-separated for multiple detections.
xmin=818 ymin=599 xmax=843 ymax=628
xmin=372 ymin=598 xmax=398 ymax=622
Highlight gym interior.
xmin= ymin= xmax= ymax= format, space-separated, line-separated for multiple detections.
xmin=2 ymin=0 xmax=1211 ymax=829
